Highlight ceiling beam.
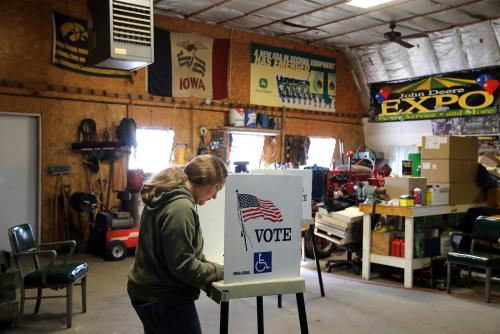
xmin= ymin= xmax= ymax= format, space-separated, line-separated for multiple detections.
xmin=185 ymin=0 xmax=233 ymax=19
xmin=279 ymin=0 xmax=415 ymax=37
xmin=250 ymin=0 xmax=350 ymax=30
xmin=217 ymin=0 xmax=289 ymax=25
xmin=349 ymin=13 xmax=500 ymax=48
xmin=309 ymin=0 xmax=485 ymax=43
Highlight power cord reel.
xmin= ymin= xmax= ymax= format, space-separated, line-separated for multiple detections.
xmin=197 ymin=126 xmax=208 ymax=155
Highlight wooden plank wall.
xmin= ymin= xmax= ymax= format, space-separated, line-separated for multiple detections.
xmin=0 ymin=0 xmax=365 ymax=242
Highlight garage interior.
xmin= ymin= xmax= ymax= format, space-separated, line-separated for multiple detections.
xmin=0 ymin=0 xmax=499 ymax=333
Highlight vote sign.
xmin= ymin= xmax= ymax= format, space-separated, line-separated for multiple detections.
xmin=223 ymin=174 xmax=302 ymax=284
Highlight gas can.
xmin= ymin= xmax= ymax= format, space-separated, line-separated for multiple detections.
xmin=394 ymin=239 xmax=401 ymax=257
xmin=391 ymin=239 xmax=398 ymax=257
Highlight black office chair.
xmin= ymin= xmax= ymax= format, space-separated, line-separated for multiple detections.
xmin=325 ymin=219 xmax=363 ymax=275
xmin=326 ymin=244 xmax=362 ymax=275
xmin=8 ymin=224 xmax=88 ymax=328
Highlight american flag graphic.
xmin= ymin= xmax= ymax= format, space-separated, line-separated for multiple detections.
xmin=237 ymin=194 xmax=283 ymax=223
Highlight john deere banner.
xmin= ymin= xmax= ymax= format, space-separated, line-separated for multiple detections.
xmin=52 ymin=11 xmax=131 ymax=79
xmin=370 ymin=66 xmax=500 ymax=122
xmin=148 ymin=28 xmax=230 ymax=99
xmin=250 ymin=44 xmax=336 ymax=112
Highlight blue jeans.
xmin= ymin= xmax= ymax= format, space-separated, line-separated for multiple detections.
xmin=131 ymin=297 xmax=202 ymax=334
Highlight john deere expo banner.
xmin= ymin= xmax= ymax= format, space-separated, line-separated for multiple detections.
xmin=371 ymin=66 xmax=500 ymax=122
xmin=250 ymin=44 xmax=336 ymax=112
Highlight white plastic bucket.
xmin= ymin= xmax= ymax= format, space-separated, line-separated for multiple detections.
xmin=229 ymin=108 xmax=245 ymax=127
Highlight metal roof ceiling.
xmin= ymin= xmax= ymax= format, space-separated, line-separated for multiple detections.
xmin=154 ymin=0 xmax=500 ymax=109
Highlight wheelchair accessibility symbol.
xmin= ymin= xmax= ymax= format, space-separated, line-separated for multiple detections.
xmin=254 ymin=252 xmax=272 ymax=274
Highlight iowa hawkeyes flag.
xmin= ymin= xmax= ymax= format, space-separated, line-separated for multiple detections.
xmin=52 ymin=11 xmax=131 ymax=79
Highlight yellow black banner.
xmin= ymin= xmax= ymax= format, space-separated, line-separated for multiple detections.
xmin=52 ymin=11 xmax=131 ymax=79
xmin=370 ymin=66 xmax=500 ymax=122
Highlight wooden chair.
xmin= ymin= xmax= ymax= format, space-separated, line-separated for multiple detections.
xmin=8 ymin=224 xmax=88 ymax=328
xmin=447 ymin=216 xmax=500 ymax=302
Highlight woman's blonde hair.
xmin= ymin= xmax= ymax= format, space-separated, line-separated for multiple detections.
xmin=141 ymin=154 xmax=227 ymax=203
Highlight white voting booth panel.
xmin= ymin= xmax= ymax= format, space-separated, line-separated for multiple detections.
xmin=198 ymin=174 xmax=303 ymax=284
xmin=197 ymin=186 xmax=225 ymax=265
xmin=251 ymin=169 xmax=313 ymax=225
xmin=224 ymin=174 xmax=302 ymax=284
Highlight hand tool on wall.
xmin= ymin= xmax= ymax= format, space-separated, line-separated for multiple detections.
xmin=48 ymin=165 xmax=71 ymax=241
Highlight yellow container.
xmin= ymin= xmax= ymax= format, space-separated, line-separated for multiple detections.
xmin=399 ymin=195 xmax=414 ymax=207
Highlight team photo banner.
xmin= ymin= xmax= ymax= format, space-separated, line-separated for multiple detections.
xmin=370 ymin=66 xmax=500 ymax=122
xmin=250 ymin=44 xmax=336 ymax=112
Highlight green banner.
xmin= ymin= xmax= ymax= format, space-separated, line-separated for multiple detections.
xmin=370 ymin=66 xmax=500 ymax=122
xmin=250 ymin=44 xmax=336 ymax=112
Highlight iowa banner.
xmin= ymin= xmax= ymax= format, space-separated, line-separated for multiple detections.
xmin=148 ymin=28 xmax=229 ymax=99
xmin=370 ymin=66 xmax=500 ymax=122
xmin=52 ymin=11 xmax=131 ymax=79
xmin=250 ymin=44 xmax=336 ymax=112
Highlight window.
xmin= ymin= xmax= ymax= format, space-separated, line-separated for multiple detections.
xmin=128 ymin=128 xmax=175 ymax=175
xmin=229 ymin=134 xmax=265 ymax=172
xmin=306 ymin=137 xmax=336 ymax=168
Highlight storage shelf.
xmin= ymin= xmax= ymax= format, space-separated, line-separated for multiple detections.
xmin=70 ymin=141 xmax=122 ymax=151
xmin=370 ymin=254 xmax=430 ymax=269
xmin=218 ymin=127 xmax=281 ymax=136
xmin=359 ymin=202 xmax=485 ymax=218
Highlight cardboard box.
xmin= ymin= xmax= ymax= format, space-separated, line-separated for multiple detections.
xmin=430 ymin=183 xmax=485 ymax=205
xmin=371 ymin=231 xmax=394 ymax=256
xmin=421 ymin=136 xmax=478 ymax=160
xmin=384 ymin=176 xmax=427 ymax=204
xmin=421 ymin=159 xmax=477 ymax=183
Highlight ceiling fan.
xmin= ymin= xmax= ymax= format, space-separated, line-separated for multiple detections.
xmin=384 ymin=21 xmax=414 ymax=49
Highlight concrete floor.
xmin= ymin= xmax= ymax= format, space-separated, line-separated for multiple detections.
xmin=3 ymin=254 xmax=500 ymax=334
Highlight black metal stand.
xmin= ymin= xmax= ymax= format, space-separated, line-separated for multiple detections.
xmin=309 ymin=225 xmax=325 ymax=297
xmin=219 ymin=293 xmax=309 ymax=334
xmin=257 ymin=296 xmax=264 ymax=334
xmin=220 ymin=298 xmax=229 ymax=334
xmin=296 ymin=292 xmax=309 ymax=334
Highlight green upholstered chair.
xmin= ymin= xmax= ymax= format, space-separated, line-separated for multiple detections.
xmin=447 ymin=216 xmax=500 ymax=303
xmin=8 ymin=224 xmax=88 ymax=328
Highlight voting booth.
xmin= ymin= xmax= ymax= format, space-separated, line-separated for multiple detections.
xmin=197 ymin=173 xmax=309 ymax=334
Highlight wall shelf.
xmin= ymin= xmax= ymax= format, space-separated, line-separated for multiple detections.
xmin=220 ymin=127 xmax=281 ymax=136
xmin=70 ymin=141 xmax=122 ymax=151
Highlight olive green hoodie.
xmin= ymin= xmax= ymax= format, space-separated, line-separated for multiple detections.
xmin=127 ymin=185 xmax=223 ymax=303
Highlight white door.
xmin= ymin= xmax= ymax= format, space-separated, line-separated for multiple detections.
xmin=0 ymin=113 xmax=40 ymax=251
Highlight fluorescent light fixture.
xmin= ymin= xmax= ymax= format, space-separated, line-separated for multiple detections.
xmin=346 ymin=0 xmax=395 ymax=8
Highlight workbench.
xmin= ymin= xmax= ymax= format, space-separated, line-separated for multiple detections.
xmin=359 ymin=202 xmax=484 ymax=288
